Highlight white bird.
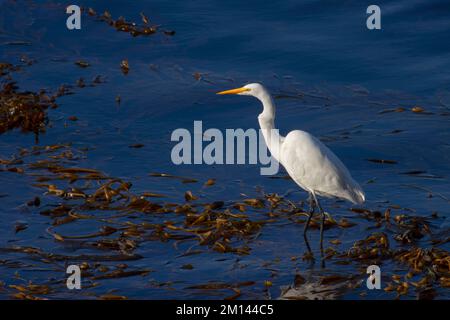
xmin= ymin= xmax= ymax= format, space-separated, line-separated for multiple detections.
xmin=217 ymin=83 xmax=365 ymax=255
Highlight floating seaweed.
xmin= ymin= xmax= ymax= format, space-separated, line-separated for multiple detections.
xmin=0 ymin=80 xmax=53 ymax=138
xmin=120 ymin=59 xmax=130 ymax=75
xmin=85 ymin=8 xmax=175 ymax=38
xmin=75 ymin=60 xmax=90 ymax=68
xmin=0 ymin=61 xmax=100 ymax=140
xmin=1 ymin=142 xmax=449 ymax=299
xmin=367 ymin=158 xmax=398 ymax=165
xmin=2 ymin=145 xmax=266 ymax=257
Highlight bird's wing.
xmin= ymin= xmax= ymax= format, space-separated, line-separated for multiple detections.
xmin=280 ymin=130 xmax=365 ymax=204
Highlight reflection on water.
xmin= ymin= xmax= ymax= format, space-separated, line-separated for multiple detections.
xmin=0 ymin=0 xmax=449 ymax=299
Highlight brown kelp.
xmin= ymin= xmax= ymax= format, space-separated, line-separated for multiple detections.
xmin=0 ymin=63 xmax=55 ymax=137
xmin=1 ymin=142 xmax=448 ymax=299
xmin=85 ymin=8 xmax=175 ymax=38
xmin=0 ymin=62 xmax=101 ymax=140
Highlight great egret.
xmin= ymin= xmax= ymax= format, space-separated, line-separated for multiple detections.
xmin=217 ymin=83 xmax=365 ymax=255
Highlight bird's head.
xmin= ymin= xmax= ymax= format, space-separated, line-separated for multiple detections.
xmin=216 ymin=83 xmax=268 ymax=99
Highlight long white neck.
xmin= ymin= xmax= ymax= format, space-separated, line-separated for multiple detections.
xmin=256 ymin=92 xmax=284 ymax=162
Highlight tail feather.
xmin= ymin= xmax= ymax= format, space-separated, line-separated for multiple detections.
xmin=354 ymin=189 xmax=365 ymax=204
xmin=349 ymin=185 xmax=365 ymax=204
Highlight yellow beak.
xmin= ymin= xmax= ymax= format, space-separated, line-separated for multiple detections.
xmin=216 ymin=87 xmax=250 ymax=95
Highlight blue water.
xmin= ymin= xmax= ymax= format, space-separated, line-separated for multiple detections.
xmin=0 ymin=0 xmax=449 ymax=299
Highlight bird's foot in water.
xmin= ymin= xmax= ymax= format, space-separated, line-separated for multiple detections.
xmin=302 ymin=250 xmax=315 ymax=262
xmin=302 ymin=251 xmax=327 ymax=268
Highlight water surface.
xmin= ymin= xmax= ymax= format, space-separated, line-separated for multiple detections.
xmin=0 ymin=0 xmax=449 ymax=299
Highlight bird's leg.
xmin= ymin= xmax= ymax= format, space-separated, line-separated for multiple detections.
xmin=303 ymin=193 xmax=315 ymax=237
xmin=303 ymin=193 xmax=315 ymax=255
xmin=320 ymin=210 xmax=325 ymax=256
xmin=312 ymin=193 xmax=326 ymax=257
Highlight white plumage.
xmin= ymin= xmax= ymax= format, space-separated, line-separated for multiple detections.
xmin=217 ymin=83 xmax=365 ymax=256
xmin=281 ymin=130 xmax=365 ymax=204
